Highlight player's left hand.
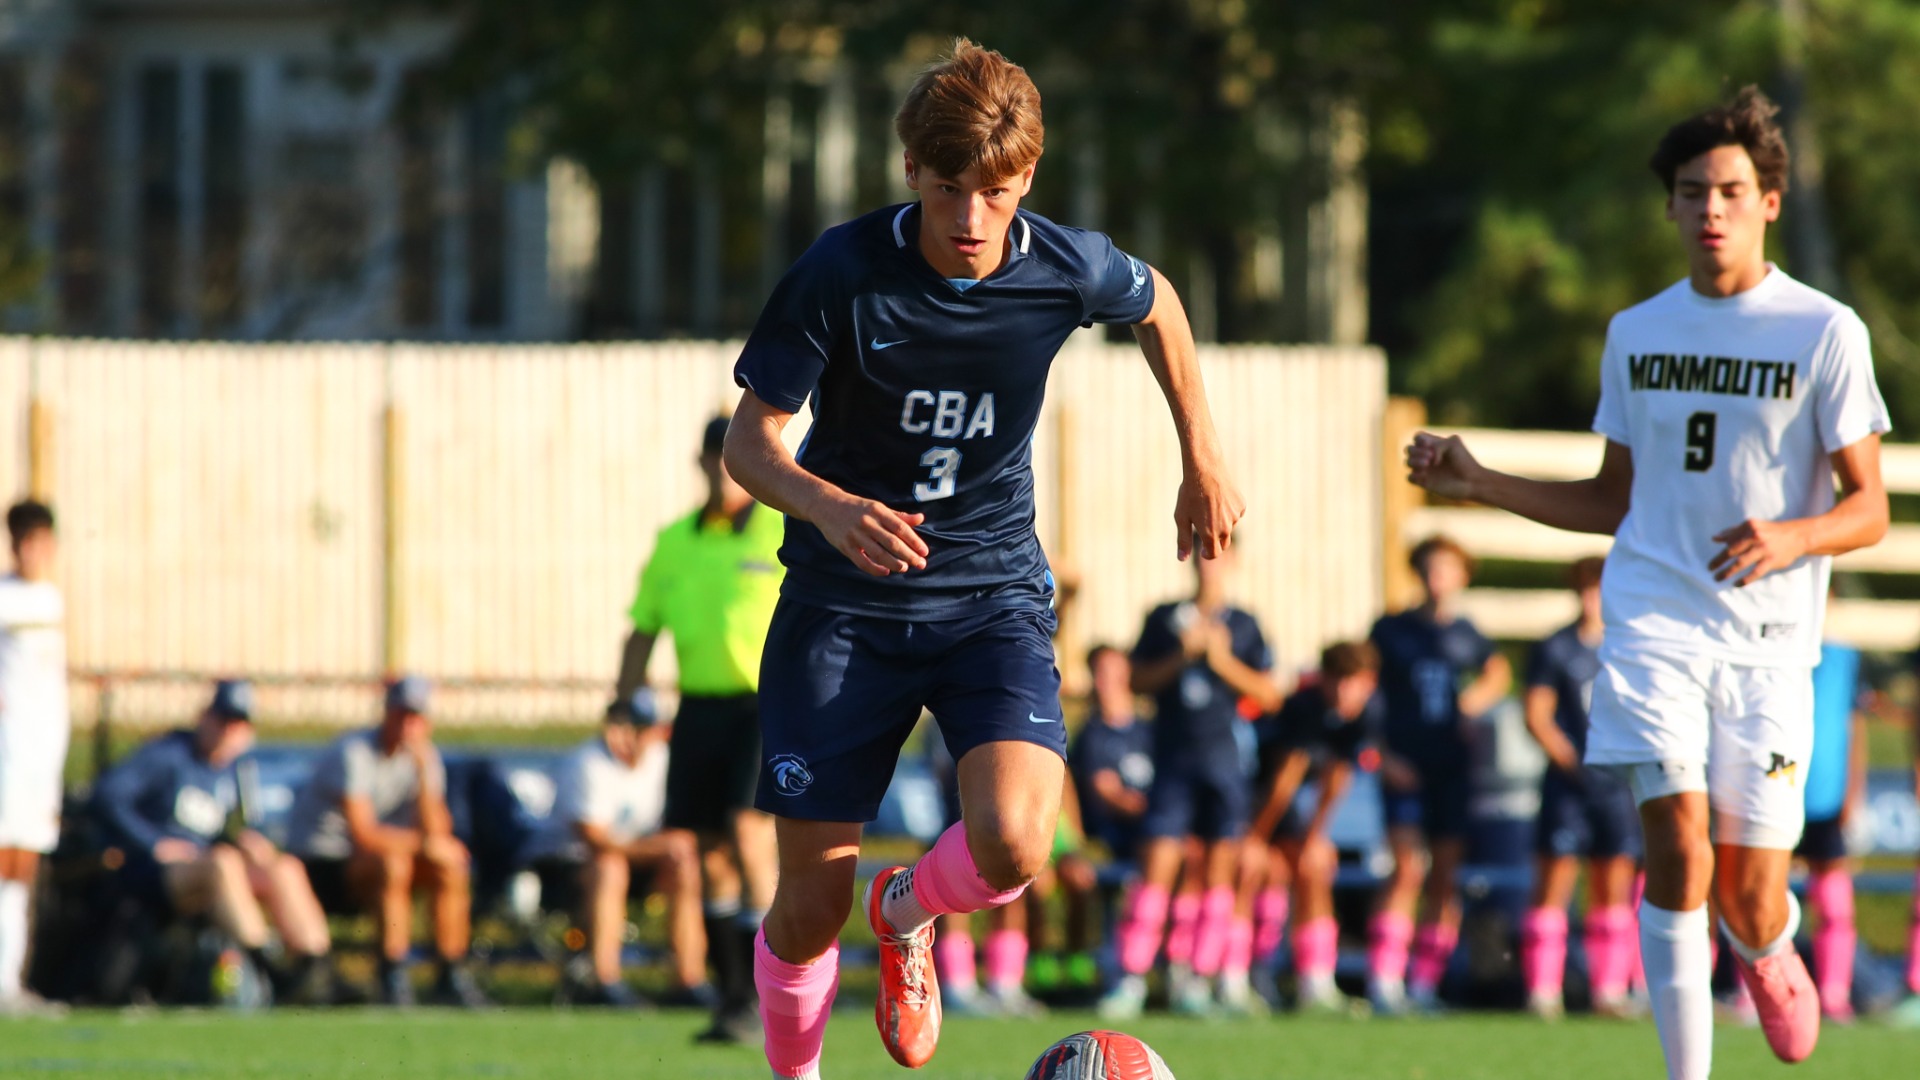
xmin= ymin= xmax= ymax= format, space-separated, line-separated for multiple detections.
xmin=1175 ymin=461 xmax=1245 ymax=561
xmin=1709 ymin=517 xmax=1812 ymax=587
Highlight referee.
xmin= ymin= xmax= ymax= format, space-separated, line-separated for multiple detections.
xmin=616 ymin=415 xmax=781 ymax=1044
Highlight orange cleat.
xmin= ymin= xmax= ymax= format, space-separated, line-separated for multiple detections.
xmin=1735 ymin=950 xmax=1821 ymax=1064
xmin=864 ymin=866 xmax=942 ymax=1068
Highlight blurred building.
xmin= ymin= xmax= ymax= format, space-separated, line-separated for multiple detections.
xmin=0 ymin=2 xmax=1367 ymax=345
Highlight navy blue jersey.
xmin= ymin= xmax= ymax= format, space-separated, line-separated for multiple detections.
xmin=1133 ymin=602 xmax=1272 ymax=770
xmin=1525 ymin=622 xmax=1602 ymax=755
xmin=1071 ymin=714 xmax=1154 ymax=842
xmin=95 ymin=730 xmax=241 ymax=854
xmin=734 ymin=203 xmax=1155 ymax=619
xmin=1255 ymin=683 xmax=1379 ymax=788
xmin=1369 ymin=610 xmax=1495 ymax=767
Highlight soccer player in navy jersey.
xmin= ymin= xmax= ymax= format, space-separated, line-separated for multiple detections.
xmin=722 ymin=40 xmax=1243 ymax=1078
xmin=1519 ymin=558 xmax=1644 ymax=1019
xmin=1100 ymin=548 xmax=1281 ymax=1019
xmin=1366 ymin=535 xmax=1511 ymax=1014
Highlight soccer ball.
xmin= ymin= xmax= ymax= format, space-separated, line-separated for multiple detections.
xmin=1024 ymin=1031 xmax=1175 ymax=1080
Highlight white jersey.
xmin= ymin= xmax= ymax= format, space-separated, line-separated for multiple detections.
xmin=0 ymin=574 xmax=69 ymax=777
xmin=521 ymin=735 xmax=667 ymax=863
xmin=1592 ymin=267 xmax=1890 ymax=668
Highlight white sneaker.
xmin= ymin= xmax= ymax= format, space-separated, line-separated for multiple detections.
xmin=1368 ymin=977 xmax=1408 ymax=1017
xmin=1298 ymin=977 xmax=1365 ymax=1017
xmin=986 ymin=984 xmax=1047 ymax=1018
xmin=942 ymin=984 xmax=999 ymax=1018
xmin=1217 ymin=976 xmax=1268 ymax=1018
xmin=1096 ymin=975 xmax=1147 ymax=1021
xmin=1171 ymin=976 xmax=1216 ymax=1018
xmin=1525 ymin=989 xmax=1564 ymax=1021
xmin=0 ymin=992 xmax=68 ymax=1019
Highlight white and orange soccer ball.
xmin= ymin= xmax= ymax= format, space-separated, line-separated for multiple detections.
xmin=1023 ymin=1030 xmax=1176 ymax=1080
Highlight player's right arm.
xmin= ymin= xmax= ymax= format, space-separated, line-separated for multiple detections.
xmin=1250 ymin=749 xmax=1311 ymax=841
xmin=724 ymin=390 xmax=929 ymax=578
xmin=1089 ymin=767 xmax=1147 ymax=819
xmin=1132 ymin=266 xmax=1246 ymax=560
xmin=1407 ymin=434 xmax=1634 ymax=536
xmin=1522 ymin=684 xmax=1579 ymax=773
xmin=95 ymin=745 xmax=168 ymax=857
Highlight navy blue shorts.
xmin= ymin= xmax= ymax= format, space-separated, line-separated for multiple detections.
xmin=754 ymin=598 xmax=1065 ymax=822
xmin=1382 ymin=763 xmax=1471 ymax=841
xmin=1793 ymin=816 xmax=1845 ymax=862
xmin=1142 ymin=762 xmax=1250 ymax=842
xmin=1534 ymin=766 xmax=1642 ymax=860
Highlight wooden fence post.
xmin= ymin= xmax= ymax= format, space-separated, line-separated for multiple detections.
xmin=1053 ymin=402 xmax=1086 ymax=698
xmin=382 ymin=350 xmax=406 ymax=675
xmin=1380 ymin=396 xmax=1427 ymax=614
xmin=27 ymin=341 xmax=52 ymax=502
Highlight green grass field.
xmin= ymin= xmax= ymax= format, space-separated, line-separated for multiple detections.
xmin=1 ymin=1008 xmax=1914 ymax=1080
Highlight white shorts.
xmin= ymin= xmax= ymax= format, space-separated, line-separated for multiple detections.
xmin=1585 ymin=642 xmax=1812 ymax=850
xmin=0 ymin=767 xmax=62 ymax=853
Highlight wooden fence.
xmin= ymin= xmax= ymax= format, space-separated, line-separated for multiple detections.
xmin=1 ymin=336 xmax=1386 ymax=727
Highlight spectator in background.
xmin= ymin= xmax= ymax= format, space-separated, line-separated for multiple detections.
xmin=615 ymin=415 xmax=782 ymax=1044
xmin=1248 ymin=641 xmax=1381 ymax=1014
xmin=521 ymin=689 xmax=703 ymax=1007
xmin=1101 ymin=548 xmax=1283 ymax=1019
xmin=1518 ymin=558 xmax=1643 ymax=1020
xmin=1796 ymin=623 xmax=1868 ymax=1023
xmin=285 ymin=676 xmax=489 ymax=1008
xmin=1368 ymin=534 xmax=1512 ymax=1014
xmin=0 ymin=500 xmax=67 ymax=1015
xmin=1071 ymin=646 xmax=1152 ymax=879
xmin=97 ymin=680 xmax=333 ymax=1004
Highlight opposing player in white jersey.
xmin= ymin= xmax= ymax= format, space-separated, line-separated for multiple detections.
xmin=1407 ymin=88 xmax=1888 ymax=1079
xmin=0 ymin=500 xmax=68 ymax=1014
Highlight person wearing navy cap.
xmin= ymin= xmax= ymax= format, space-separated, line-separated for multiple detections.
xmin=97 ymin=680 xmax=334 ymax=1003
xmin=285 ymin=675 xmax=488 ymax=1007
xmin=521 ymin=688 xmax=702 ymax=1007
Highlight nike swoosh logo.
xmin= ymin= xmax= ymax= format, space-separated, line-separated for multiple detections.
xmin=1027 ymin=713 xmax=1058 ymax=724
xmin=871 ymin=338 xmax=910 ymax=350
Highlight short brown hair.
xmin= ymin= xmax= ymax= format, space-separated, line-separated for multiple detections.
xmin=894 ymin=38 xmax=1044 ymax=184
xmin=1321 ymin=641 xmax=1380 ymax=680
xmin=1409 ymin=534 xmax=1475 ymax=578
xmin=1649 ymin=85 xmax=1789 ymax=194
xmin=1568 ymin=556 xmax=1605 ymax=591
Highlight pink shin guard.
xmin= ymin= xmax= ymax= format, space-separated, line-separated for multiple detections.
xmin=1408 ymin=921 xmax=1458 ymax=992
xmin=1191 ymin=887 xmax=1237 ymax=977
xmin=1294 ymin=917 xmax=1340 ymax=981
xmin=1117 ymin=883 xmax=1171 ymax=977
xmin=1368 ymin=910 xmax=1414 ymax=984
xmin=984 ymin=929 xmax=1028 ymax=992
xmin=755 ymin=929 xmax=839 ymax=1079
xmin=1254 ymin=888 xmax=1290 ymax=963
xmin=1521 ymin=907 xmax=1569 ymax=996
xmin=935 ymin=927 xmax=977 ymax=990
xmin=1166 ymin=891 xmax=1203 ymax=968
xmin=1809 ymin=870 xmax=1856 ymax=1012
xmin=1909 ymin=871 xmax=1920 ymax=995
xmin=1584 ymin=906 xmax=1636 ymax=1000
xmin=912 ymin=823 xmax=1028 ymax=917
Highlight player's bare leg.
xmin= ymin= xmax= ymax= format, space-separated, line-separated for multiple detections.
xmin=760 ymin=820 xmax=859 ymax=1080
xmin=1585 ymin=854 xmax=1641 ymax=1017
xmin=583 ymin=850 xmax=631 ymax=988
xmin=1407 ymin=836 xmax=1463 ymax=1011
xmin=1803 ymin=854 xmax=1856 ymax=1021
xmin=1100 ymin=835 xmax=1185 ymax=1019
xmin=1368 ymin=824 xmax=1425 ymax=1013
xmin=1639 ymin=793 xmax=1715 ymax=1080
xmin=0 ymin=848 xmax=57 ymax=1015
xmin=1717 ymin=842 xmax=1817 ymax=1061
xmin=1522 ymin=854 xmax=1580 ymax=1018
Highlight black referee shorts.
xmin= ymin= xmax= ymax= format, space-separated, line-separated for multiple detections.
xmin=664 ymin=693 xmax=763 ymax=832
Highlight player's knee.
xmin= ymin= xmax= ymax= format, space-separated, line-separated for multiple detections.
xmin=966 ymin=820 xmax=1051 ymax=892
xmin=209 ymin=843 xmax=246 ymax=876
xmin=767 ymin=875 xmax=853 ymax=962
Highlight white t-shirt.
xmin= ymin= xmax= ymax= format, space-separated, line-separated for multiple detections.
xmin=523 ymin=735 xmax=667 ymax=864
xmin=0 ymin=575 xmax=70 ymax=779
xmin=1592 ymin=267 xmax=1891 ymax=667
xmin=285 ymin=729 xmax=448 ymax=859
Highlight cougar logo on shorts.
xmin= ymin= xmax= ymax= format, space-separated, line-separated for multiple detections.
xmin=1765 ymin=753 xmax=1798 ymax=783
xmin=769 ymin=754 xmax=815 ymax=796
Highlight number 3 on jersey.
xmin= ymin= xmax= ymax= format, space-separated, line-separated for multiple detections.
xmin=1684 ymin=410 xmax=1716 ymax=472
xmin=915 ymin=447 xmax=962 ymax=501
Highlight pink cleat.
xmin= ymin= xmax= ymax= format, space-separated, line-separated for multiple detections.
xmin=1734 ymin=951 xmax=1820 ymax=1063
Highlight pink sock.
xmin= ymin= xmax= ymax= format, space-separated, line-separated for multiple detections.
xmin=1294 ymin=916 xmax=1339 ymax=982
xmin=755 ymin=928 xmax=838 ymax=1079
xmin=1408 ymin=921 xmax=1458 ymax=993
xmin=1166 ymin=891 xmax=1202 ymax=968
xmin=935 ymin=926 xmax=977 ymax=991
xmin=1521 ymin=907 xmax=1568 ymax=997
xmin=1117 ymin=883 xmax=1170 ymax=977
xmin=1222 ymin=916 xmax=1255 ymax=980
xmin=984 ymin=929 xmax=1027 ymax=992
xmin=1190 ymin=887 xmax=1237 ymax=977
xmin=1587 ymin=906 xmax=1635 ymax=1001
xmin=1253 ymin=888 xmax=1289 ymax=963
xmin=1809 ymin=871 xmax=1855 ymax=1014
xmin=1368 ymin=911 xmax=1413 ymax=985
xmin=912 ymin=822 xmax=1028 ymax=916
xmin=1908 ymin=870 xmax=1920 ymax=995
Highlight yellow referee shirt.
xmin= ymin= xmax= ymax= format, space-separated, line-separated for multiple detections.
xmin=628 ymin=502 xmax=785 ymax=696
